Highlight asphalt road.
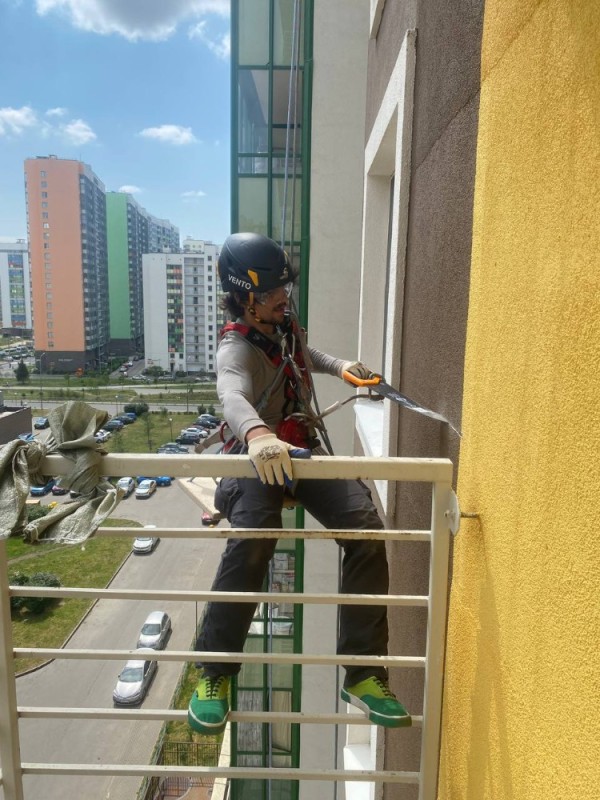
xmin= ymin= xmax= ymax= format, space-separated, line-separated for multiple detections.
xmin=8 ymin=480 xmax=227 ymax=800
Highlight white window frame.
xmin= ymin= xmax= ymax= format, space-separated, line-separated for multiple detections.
xmin=355 ymin=29 xmax=416 ymax=519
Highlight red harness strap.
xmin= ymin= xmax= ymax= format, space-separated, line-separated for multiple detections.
xmin=220 ymin=320 xmax=314 ymax=447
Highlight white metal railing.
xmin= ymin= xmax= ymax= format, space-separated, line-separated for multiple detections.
xmin=0 ymin=453 xmax=454 ymax=800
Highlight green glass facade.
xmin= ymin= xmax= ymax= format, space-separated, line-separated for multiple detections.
xmin=231 ymin=2 xmax=313 ymax=797
xmin=106 ymin=193 xmax=133 ymax=343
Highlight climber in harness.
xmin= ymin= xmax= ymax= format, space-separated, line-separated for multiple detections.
xmin=188 ymin=232 xmax=411 ymax=735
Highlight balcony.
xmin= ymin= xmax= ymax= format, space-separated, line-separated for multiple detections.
xmin=0 ymin=451 xmax=455 ymax=800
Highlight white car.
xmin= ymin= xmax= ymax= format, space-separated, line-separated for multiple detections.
xmin=137 ymin=611 xmax=172 ymax=649
xmin=180 ymin=427 xmax=209 ymax=439
xmin=116 ymin=477 xmax=135 ymax=497
xmin=95 ymin=429 xmax=111 ymax=443
xmin=132 ymin=536 xmax=160 ymax=555
xmin=112 ymin=649 xmax=157 ymax=706
xmin=135 ymin=479 xmax=157 ymax=499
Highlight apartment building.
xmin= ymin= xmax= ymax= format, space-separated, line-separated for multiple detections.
xmin=24 ymin=155 xmax=109 ymax=372
xmin=0 ymin=239 xmax=32 ymax=333
xmin=106 ymin=192 xmax=179 ymax=358
xmin=148 ymin=214 xmax=180 ymax=253
xmin=142 ymin=243 xmax=223 ymax=377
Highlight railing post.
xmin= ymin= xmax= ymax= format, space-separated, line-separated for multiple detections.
xmin=0 ymin=538 xmax=25 ymax=800
xmin=418 ymin=478 xmax=452 ymax=800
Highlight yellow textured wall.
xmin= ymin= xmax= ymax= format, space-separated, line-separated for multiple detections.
xmin=438 ymin=1 xmax=600 ymax=798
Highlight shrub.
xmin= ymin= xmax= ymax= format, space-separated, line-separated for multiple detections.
xmin=9 ymin=571 xmax=30 ymax=612
xmin=124 ymin=402 xmax=149 ymax=415
xmin=197 ymin=404 xmax=207 ymax=415
xmin=25 ymin=572 xmax=61 ymax=615
xmin=26 ymin=504 xmax=50 ymax=523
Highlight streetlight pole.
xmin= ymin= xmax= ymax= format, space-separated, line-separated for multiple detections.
xmin=169 ymin=417 xmax=173 ymax=440
xmin=115 ymin=395 xmax=119 ymax=416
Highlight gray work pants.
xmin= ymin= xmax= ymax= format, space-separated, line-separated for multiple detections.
xmin=195 ymin=475 xmax=389 ymax=687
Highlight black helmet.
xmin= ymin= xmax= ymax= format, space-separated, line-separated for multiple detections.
xmin=218 ymin=233 xmax=292 ymax=294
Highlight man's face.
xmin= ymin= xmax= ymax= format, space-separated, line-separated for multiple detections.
xmin=253 ymin=283 xmax=292 ymax=324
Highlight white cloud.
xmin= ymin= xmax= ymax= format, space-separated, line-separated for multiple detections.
xmin=118 ymin=185 xmax=142 ymax=194
xmin=139 ymin=124 xmax=197 ymax=146
xmin=0 ymin=106 xmax=37 ymax=137
xmin=61 ymin=118 xmax=97 ymax=145
xmin=189 ymin=20 xmax=230 ymax=59
xmin=36 ymin=0 xmax=229 ymax=42
xmin=45 ymin=106 xmax=67 ymax=117
xmin=181 ymin=190 xmax=207 ymax=201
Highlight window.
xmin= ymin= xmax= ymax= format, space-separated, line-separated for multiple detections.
xmin=41 ymin=181 xmax=47 ymax=188
xmin=44 ymin=244 xmax=50 ymax=250
xmin=42 ymin=202 xmax=48 ymax=208
xmin=41 ymin=191 xmax=48 ymax=198
xmin=43 ymin=223 xmax=50 ymax=229
xmin=355 ymin=30 xmax=416 ymax=517
xmin=42 ymin=212 xmax=48 ymax=219
xmin=43 ymin=233 xmax=50 ymax=239
xmin=40 ymin=170 xmax=46 ymax=177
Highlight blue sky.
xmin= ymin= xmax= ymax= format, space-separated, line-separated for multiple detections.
xmin=0 ymin=0 xmax=231 ymax=244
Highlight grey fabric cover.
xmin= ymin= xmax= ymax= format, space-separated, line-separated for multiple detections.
xmin=0 ymin=401 xmax=123 ymax=544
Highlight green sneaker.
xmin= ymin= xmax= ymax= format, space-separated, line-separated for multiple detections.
xmin=188 ymin=671 xmax=230 ymax=735
xmin=341 ymin=676 xmax=412 ymax=728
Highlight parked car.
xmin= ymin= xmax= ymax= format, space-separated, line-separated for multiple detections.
xmin=30 ymin=478 xmax=56 ymax=496
xmin=132 ymin=535 xmax=160 ymax=554
xmin=116 ymin=477 xmax=135 ymax=497
xmin=33 ymin=416 xmax=49 ymax=429
xmin=181 ymin=427 xmax=209 ymax=439
xmin=114 ymin=414 xmax=135 ymax=425
xmin=135 ymin=479 xmax=157 ymax=499
xmin=95 ymin=429 xmax=111 ymax=443
xmin=176 ymin=433 xmax=202 ymax=445
xmin=157 ymin=445 xmax=189 ymax=454
xmin=197 ymin=414 xmax=220 ymax=427
xmin=154 ymin=476 xmax=173 ymax=487
xmin=51 ymin=484 xmax=69 ymax=496
xmin=18 ymin=432 xmax=36 ymax=442
xmin=120 ymin=412 xmax=137 ymax=421
xmin=112 ymin=649 xmax=157 ymax=706
xmin=103 ymin=419 xmax=124 ymax=431
xmin=137 ymin=611 xmax=172 ymax=650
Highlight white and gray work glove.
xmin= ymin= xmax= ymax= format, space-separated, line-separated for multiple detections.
xmin=247 ymin=433 xmax=296 ymax=486
xmin=340 ymin=360 xmax=373 ymax=384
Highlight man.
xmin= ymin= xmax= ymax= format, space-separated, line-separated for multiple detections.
xmin=188 ymin=232 xmax=410 ymax=734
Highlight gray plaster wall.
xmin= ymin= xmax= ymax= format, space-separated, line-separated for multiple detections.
xmin=364 ymin=2 xmax=485 ymax=797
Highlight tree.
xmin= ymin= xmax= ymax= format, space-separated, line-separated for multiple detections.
xmin=14 ymin=359 xmax=29 ymax=383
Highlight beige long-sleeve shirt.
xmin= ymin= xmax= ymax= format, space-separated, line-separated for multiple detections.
xmin=216 ymin=322 xmax=345 ymax=444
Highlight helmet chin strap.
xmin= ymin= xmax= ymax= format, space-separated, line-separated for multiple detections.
xmin=247 ymin=304 xmax=274 ymax=329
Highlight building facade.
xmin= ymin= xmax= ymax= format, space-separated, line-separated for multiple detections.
xmin=232 ymin=1 xmax=600 ymax=799
xmin=148 ymin=214 xmax=180 ymax=254
xmin=106 ymin=192 xmax=179 ymax=359
xmin=24 ymin=155 xmax=109 ymax=373
xmin=0 ymin=239 xmax=32 ymax=334
xmin=142 ymin=246 xmax=224 ymax=377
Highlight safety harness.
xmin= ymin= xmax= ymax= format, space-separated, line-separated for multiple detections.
xmin=219 ymin=315 xmax=321 ymax=450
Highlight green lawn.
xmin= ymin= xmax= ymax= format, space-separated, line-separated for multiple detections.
xmin=9 ymin=518 xmax=140 ymax=673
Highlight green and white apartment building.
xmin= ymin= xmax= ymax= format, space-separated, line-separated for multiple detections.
xmin=0 ymin=240 xmax=32 ymax=334
xmin=106 ymin=191 xmax=179 ymax=359
xmin=142 ymin=239 xmax=225 ymax=376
